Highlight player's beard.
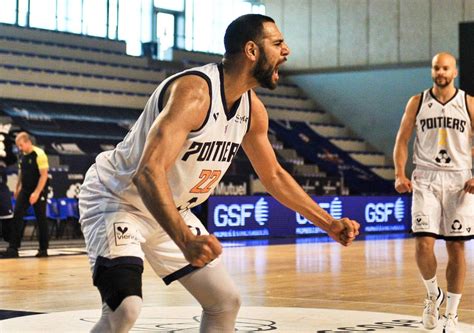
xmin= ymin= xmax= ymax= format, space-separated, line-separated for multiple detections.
xmin=252 ymin=49 xmax=277 ymax=90
xmin=433 ymin=76 xmax=452 ymax=88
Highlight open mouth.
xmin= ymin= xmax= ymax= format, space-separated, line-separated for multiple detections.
xmin=273 ymin=59 xmax=286 ymax=81
xmin=273 ymin=66 xmax=279 ymax=81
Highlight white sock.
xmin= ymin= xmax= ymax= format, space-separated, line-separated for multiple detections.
xmin=445 ymin=292 xmax=461 ymax=316
xmin=422 ymin=276 xmax=440 ymax=298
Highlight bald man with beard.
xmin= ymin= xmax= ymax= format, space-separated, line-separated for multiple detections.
xmin=393 ymin=52 xmax=474 ymax=332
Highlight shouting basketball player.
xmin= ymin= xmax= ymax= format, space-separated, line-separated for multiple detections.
xmin=79 ymin=14 xmax=360 ymax=333
xmin=393 ymin=52 xmax=474 ymax=332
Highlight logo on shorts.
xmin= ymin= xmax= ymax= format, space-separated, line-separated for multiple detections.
xmin=450 ymin=220 xmax=463 ymax=234
xmin=414 ymin=215 xmax=429 ymax=230
xmin=113 ymin=222 xmax=139 ymax=246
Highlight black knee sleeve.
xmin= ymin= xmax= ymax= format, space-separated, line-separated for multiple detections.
xmin=93 ymin=256 xmax=144 ymax=311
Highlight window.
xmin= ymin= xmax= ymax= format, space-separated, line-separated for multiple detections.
xmin=29 ymin=0 xmax=57 ymax=30
xmin=152 ymin=0 xmax=185 ymax=60
xmin=184 ymin=0 xmax=265 ymax=55
xmin=57 ymin=0 xmax=83 ymax=34
xmin=108 ymin=0 xmax=119 ymax=39
xmin=0 ymin=0 xmax=17 ymax=24
xmin=83 ymin=0 xmax=107 ymax=37
xmin=154 ymin=0 xmax=184 ymax=12
xmin=17 ymin=0 xmax=30 ymax=26
xmin=118 ymin=0 xmax=143 ymax=55
xmin=0 ymin=0 xmax=265 ymax=57
xmin=156 ymin=12 xmax=175 ymax=59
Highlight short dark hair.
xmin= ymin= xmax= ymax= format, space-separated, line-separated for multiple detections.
xmin=224 ymin=14 xmax=275 ymax=56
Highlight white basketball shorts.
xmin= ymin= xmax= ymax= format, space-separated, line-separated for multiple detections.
xmin=78 ymin=164 xmax=219 ymax=285
xmin=411 ymin=168 xmax=474 ymax=240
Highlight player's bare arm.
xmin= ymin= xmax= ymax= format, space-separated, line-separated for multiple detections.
xmin=393 ymin=94 xmax=419 ymax=193
xmin=133 ymin=76 xmax=222 ymax=267
xmin=242 ymin=90 xmax=359 ymax=246
xmin=463 ymin=94 xmax=474 ymax=194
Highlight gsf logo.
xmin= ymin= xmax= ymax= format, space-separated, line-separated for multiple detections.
xmin=296 ymin=197 xmax=343 ymax=224
xmin=213 ymin=198 xmax=269 ymax=227
xmin=365 ymin=198 xmax=405 ymax=223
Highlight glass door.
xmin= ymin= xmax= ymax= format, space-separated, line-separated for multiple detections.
xmin=156 ymin=11 xmax=175 ymax=60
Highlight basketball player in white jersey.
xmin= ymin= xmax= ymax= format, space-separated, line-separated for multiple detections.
xmin=79 ymin=14 xmax=359 ymax=333
xmin=393 ymin=52 xmax=474 ymax=332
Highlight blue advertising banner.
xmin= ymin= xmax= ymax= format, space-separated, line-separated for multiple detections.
xmin=207 ymin=196 xmax=412 ymax=239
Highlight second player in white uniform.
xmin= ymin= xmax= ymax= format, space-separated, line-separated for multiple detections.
xmin=79 ymin=14 xmax=359 ymax=333
xmin=394 ymin=52 xmax=474 ymax=332
xmin=411 ymin=88 xmax=473 ymax=239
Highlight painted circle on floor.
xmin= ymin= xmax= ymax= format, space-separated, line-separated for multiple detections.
xmin=1 ymin=306 xmax=473 ymax=332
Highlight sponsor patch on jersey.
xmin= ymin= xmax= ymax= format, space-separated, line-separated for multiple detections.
xmin=113 ymin=222 xmax=140 ymax=246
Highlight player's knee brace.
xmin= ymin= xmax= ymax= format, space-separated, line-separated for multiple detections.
xmin=93 ymin=257 xmax=144 ymax=311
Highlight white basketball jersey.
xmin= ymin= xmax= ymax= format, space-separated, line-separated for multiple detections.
xmin=94 ymin=63 xmax=251 ymax=214
xmin=413 ymin=88 xmax=472 ymax=170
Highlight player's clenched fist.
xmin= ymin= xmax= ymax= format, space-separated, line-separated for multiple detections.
xmin=183 ymin=234 xmax=223 ymax=267
xmin=464 ymin=178 xmax=474 ymax=194
xmin=395 ymin=176 xmax=412 ymax=193
xmin=328 ymin=218 xmax=360 ymax=246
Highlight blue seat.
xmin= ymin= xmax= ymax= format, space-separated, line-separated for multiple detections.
xmin=47 ymin=198 xmax=68 ymax=239
xmin=24 ymin=205 xmax=36 ymax=221
xmin=65 ymin=198 xmax=79 ymax=220
xmin=55 ymin=198 xmax=78 ymax=239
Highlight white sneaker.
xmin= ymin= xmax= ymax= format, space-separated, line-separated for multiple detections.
xmin=422 ymin=288 xmax=445 ymax=329
xmin=442 ymin=313 xmax=458 ymax=333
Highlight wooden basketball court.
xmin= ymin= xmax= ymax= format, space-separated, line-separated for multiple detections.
xmin=0 ymin=236 xmax=473 ymax=331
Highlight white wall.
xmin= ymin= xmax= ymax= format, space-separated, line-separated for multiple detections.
xmin=264 ymin=0 xmax=474 ymax=70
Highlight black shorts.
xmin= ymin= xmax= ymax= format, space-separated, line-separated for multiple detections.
xmin=93 ymin=256 xmax=144 ymax=311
